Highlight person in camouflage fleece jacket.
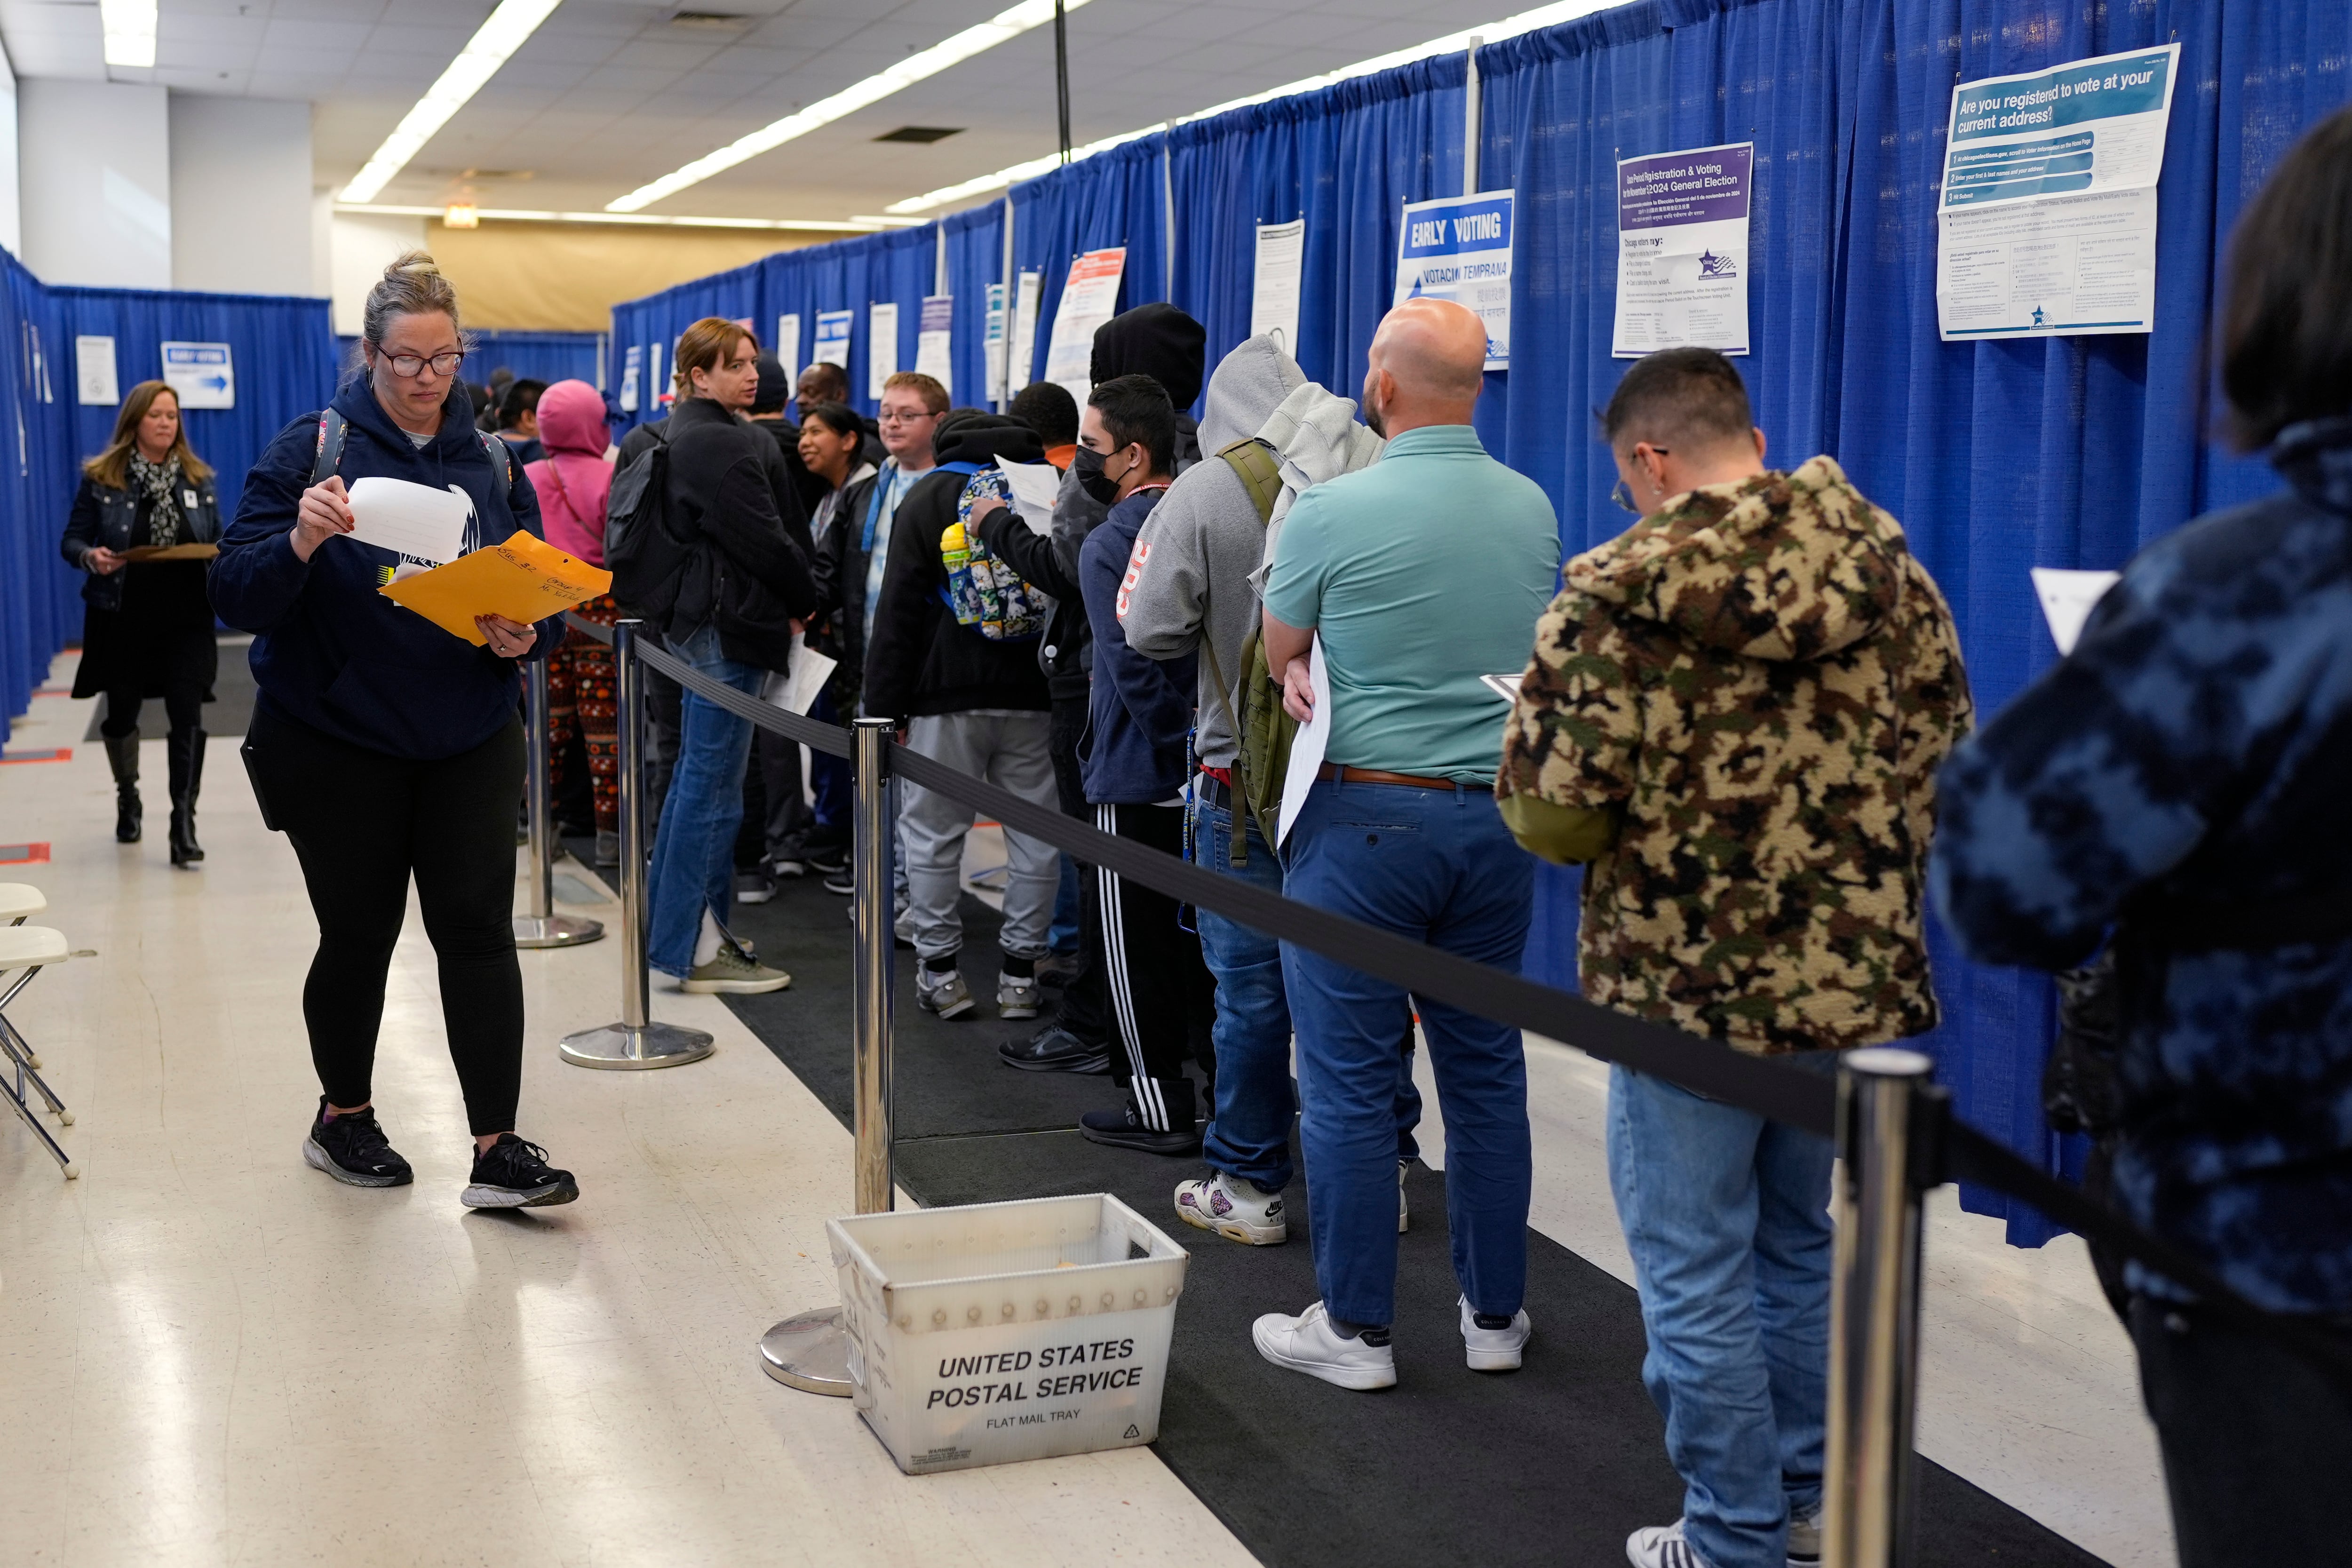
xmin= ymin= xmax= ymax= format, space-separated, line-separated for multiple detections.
xmin=1500 ymin=348 xmax=1970 ymax=1568
xmin=1499 ymin=447 xmax=1973 ymax=1055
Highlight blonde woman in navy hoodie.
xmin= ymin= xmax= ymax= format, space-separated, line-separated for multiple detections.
xmin=212 ymin=252 xmax=578 ymax=1211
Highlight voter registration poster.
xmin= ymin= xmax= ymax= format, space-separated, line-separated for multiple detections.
xmin=1613 ymin=143 xmax=1753 ymax=357
xmin=1934 ymin=44 xmax=2179 ymax=341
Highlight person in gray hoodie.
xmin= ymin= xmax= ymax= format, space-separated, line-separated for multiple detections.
xmin=1120 ymin=334 xmax=1412 ymax=1247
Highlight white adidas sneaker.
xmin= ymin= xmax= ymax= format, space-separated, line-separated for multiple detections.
xmin=1627 ymin=1520 xmax=1715 ymax=1568
xmin=1174 ymin=1170 xmax=1286 ymax=1245
xmin=1459 ymin=1295 xmax=1532 ymax=1371
xmin=1251 ymin=1301 xmax=1396 ymax=1391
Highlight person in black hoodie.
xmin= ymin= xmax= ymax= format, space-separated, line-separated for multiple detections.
xmin=638 ymin=318 xmax=818 ymax=994
xmin=977 ymin=304 xmax=1205 ymax=1073
xmin=863 ymin=407 xmax=1061 ymax=1023
xmin=213 ymin=251 xmax=577 ymax=1210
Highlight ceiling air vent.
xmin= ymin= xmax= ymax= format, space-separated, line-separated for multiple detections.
xmin=873 ymin=126 xmax=964 ymax=144
xmin=669 ymin=11 xmax=751 ymax=31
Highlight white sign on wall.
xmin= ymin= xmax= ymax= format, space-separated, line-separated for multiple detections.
xmin=1393 ymin=191 xmax=1512 ymax=371
xmin=868 ymin=302 xmax=901 ymax=399
xmin=1250 ymin=219 xmax=1305 ymax=354
xmin=619 ymin=344 xmax=641 ymax=412
xmin=160 ymin=341 xmax=234 ymax=409
xmin=1043 ymin=247 xmax=1126 ymax=399
xmin=914 ymin=294 xmax=954 ymax=396
xmin=75 ymin=335 xmax=119 ymax=406
xmin=776 ymin=313 xmax=802 ymax=385
xmin=812 ymin=309 xmax=854 ymax=374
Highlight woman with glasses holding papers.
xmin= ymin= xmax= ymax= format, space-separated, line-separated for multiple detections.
xmin=210 ymin=250 xmax=582 ymax=1213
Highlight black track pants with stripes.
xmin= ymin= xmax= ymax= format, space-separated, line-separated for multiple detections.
xmin=1088 ymin=801 xmax=1217 ymax=1131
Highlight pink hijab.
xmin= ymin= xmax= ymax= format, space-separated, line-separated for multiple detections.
xmin=525 ymin=380 xmax=613 ymax=565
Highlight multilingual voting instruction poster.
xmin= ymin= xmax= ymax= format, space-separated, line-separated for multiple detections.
xmin=915 ymin=295 xmax=954 ymax=396
xmin=1394 ymin=191 xmax=1512 ymax=371
xmin=1045 ymin=248 xmax=1127 ymax=399
xmin=1613 ymin=143 xmax=1753 ymax=357
xmin=1935 ymin=44 xmax=2179 ymax=341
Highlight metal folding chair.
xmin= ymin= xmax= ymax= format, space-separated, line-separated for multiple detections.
xmin=0 ymin=883 xmax=76 ymax=1177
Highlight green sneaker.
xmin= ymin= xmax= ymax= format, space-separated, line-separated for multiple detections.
xmin=682 ymin=943 xmax=792 ymax=994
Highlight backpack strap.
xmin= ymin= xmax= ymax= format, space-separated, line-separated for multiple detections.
xmin=937 ymin=460 xmax=984 ymax=478
xmin=1217 ymin=437 xmax=1283 ymax=526
xmin=479 ymin=429 xmax=512 ymax=486
xmin=1195 ymin=635 xmax=1249 ymax=868
xmin=309 ymin=408 xmax=347 ymax=487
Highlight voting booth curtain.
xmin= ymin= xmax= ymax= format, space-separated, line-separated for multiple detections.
xmin=466 ymin=330 xmax=608 ymax=391
xmin=593 ymin=0 xmax=2350 ymax=1242
xmin=0 ymin=263 xmax=338 ymax=742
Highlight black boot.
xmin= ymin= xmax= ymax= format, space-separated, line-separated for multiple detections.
xmin=167 ymin=727 xmax=206 ymax=868
xmin=102 ymin=731 xmax=142 ymax=843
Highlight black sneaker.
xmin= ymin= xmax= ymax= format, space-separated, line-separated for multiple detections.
xmin=302 ymin=1098 xmax=414 ymax=1188
xmin=461 ymin=1133 xmax=580 ymax=1209
xmin=822 ymin=868 xmax=855 ymax=896
xmin=804 ymin=830 xmax=849 ymax=876
xmin=1081 ymin=1102 xmax=1202 ymax=1156
xmin=999 ymin=1024 xmax=1111 ymax=1075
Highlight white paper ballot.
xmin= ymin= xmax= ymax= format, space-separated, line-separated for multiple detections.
xmin=346 ymin=476 xmax=470 ymax=565
xmin=2030 ymin=567 xmax=2121 ymax=654
xmin=776 ymin=632 xmax=838 ymax=716
xmin=1276 ymin=634 xmax=1331 ymax=848
xmin=995 ymin=458 xmax=1063 ymax=535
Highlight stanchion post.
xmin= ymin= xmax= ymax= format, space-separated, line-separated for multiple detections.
xmin=558 ymin=619 xmax=715 ymax=1069
xmin=760 ymin=717 xmax=898 ymax=1394
xmin=1823 ymin=1047 xmax=1938 ymax=1568
xmin=514 ymin=654 xmax=604 ymax=949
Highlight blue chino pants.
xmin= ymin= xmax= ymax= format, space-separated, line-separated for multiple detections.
xmin=645 ymin=623 xmax=763 ymax=977
xmin=1280 ymin=779 xmax=1531 ymax=1327
xmin=1607 ymin=1055 xmax=1839 ymax=1568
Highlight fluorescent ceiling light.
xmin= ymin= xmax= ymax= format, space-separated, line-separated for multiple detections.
xmin=100 ymin=0 xmax=157 ymax=69
xmin=336 ymin=203 xmax=887 ymax=233
xmin=340 ymin=0 xmax=565 ymax=204
xmin=886 ymin=0 xmax=1617 ymax=214
xmin=608 ymin=0 xmax=1094 ymax=214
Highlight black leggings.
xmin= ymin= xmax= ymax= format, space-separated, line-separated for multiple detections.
xmin=245 ymin=703 xmax=526 ymax=1135
xmin=99 ymin=685 xmax=203 ymax=739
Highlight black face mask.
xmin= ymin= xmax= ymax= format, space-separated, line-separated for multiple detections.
xmin=1073 ymin=444 xmax=1123 ymax=506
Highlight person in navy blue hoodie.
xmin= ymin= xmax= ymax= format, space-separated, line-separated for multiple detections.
xmin=211 ymin=252 xmax=579 ymax=1211
xmin=1064 ymin=375 xmax=1215 ymax=1152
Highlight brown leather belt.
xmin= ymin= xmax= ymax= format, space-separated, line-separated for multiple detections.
xmin=1315 ymin=763 xmax=1494 ymax=792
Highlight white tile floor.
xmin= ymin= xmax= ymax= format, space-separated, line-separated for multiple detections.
xmin=0 ymin=653 xmax=1254 ymax=1568
xmin=0 ymin=649 xmax=2172 ymax=1567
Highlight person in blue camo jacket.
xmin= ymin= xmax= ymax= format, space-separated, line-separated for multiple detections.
xmin=1929 ymin=105 xmax=2352 ymax=1568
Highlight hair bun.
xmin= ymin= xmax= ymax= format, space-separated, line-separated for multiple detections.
xmin=391 ymin=254 xmax=441 ymax=278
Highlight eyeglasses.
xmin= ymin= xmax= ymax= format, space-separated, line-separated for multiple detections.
xmin=877 ymin=408 xmax=937 ymax=425
xmin=372 ymin=345 xmax=465 ymax=378
xmin=1610 ymin=445 xmax=1669 ymax=513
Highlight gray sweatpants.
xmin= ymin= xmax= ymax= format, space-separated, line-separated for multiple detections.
xmin=899 ymin=710 xmax=1059 ymax=966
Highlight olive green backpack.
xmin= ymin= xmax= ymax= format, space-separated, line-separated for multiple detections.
xmin=1195 ymin=436 xmax=1298 ymax=865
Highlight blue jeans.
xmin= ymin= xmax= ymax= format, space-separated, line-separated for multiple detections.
xmin=808 ymin=687 xmax=851 ymax=831
xmin=1049 ymin=852 xmax=1081 ymax=955
xmin=645 ymin=624 xmax=762 ymax=977
xmin=1280 ymin=780 xmax=1530 ymax=1326
xmin=1607 ymin=1056 xmax=1839 ymax=1568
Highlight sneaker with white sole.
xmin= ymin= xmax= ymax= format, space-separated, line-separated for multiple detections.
xmin=1252 ymin=1301 xmax=1396 ymax=1390
xmin=302 ymin=1098 xmax=413 ymax=1188
xmin=1459 ymin=1294 xmax=1532 ymax=1371
xmin=1398 ymin=1158 xmax=1410 ymax=1233
xmin=1627 ymin=1520 xmax=1714 ymax=1568
xmin=1175 ymin=1171 xmax=1286 ymax=1245
xmin=917 ymin=965 xmax=975 ymax=1019
xmin=997 ymin=971 xmax=1041 ymax=1019
xmin=1785 ymin=1507 xmax=1821 ymax=1567
xmin=681 ymin=943 xmax=792 ymax=994
xmin=460 ymin=1133 xmax=580 ymax=1209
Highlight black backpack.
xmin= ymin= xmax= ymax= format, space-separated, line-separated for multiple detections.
xmin=605 ymin=422 xmax=694 ymax=621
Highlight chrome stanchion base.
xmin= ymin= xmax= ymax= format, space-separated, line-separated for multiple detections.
xmin=760 ymin=1307 xmax=854 ymax=1396
xmin=557 ymin=1020 xmax=715 ymax=1070
xmin=514 ymin=913 xmax=605 ymax=948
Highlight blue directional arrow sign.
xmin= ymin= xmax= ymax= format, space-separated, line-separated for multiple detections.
xmin=159 ymin=342 xmax=235 ymax=409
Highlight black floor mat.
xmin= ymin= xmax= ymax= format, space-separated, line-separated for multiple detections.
xmin=84 ymin=634 xmax=257 ymax=740
xmin=721 ymin=871 xmax=2107 ymax=1568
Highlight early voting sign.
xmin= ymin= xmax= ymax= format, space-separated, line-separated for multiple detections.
xmin=1613 ymin=143 xmax=1752 ymax=357
xmin=1935 ymin=44 xmax=2179 ymax=341
xmin=160 ymin=342 xmax=234 ymax=409
xmin=1394 ymin=191 xmax=1512 ymax=371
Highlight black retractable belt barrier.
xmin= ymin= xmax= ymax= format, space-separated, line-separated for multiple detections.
xmin=586 ymin=613 xmax=2352 ymax=1382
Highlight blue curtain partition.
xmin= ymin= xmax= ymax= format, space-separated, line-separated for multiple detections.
xmin=466 ymin=329 xmax=608 ymax=390
xmin=0 ymin=267 xmax=337 ymax=742
xmin=501 ymin=0 xmax=2352 ymax=1242
xmin=943 ymin=201 xmax=1008 ymax=410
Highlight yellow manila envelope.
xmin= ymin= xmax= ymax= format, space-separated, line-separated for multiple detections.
xmin=379 ymin=530 xmax=614 ymax=646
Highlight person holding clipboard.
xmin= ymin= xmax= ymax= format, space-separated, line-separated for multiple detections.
xmin=60 ymin=379 xmax=222 ymax=864
xmin=211 ymin=250 xmax=580 ymax=1211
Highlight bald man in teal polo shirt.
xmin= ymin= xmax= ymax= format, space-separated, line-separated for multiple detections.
xmin=1250 ymin=298 xmax=1561 ymax=1391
